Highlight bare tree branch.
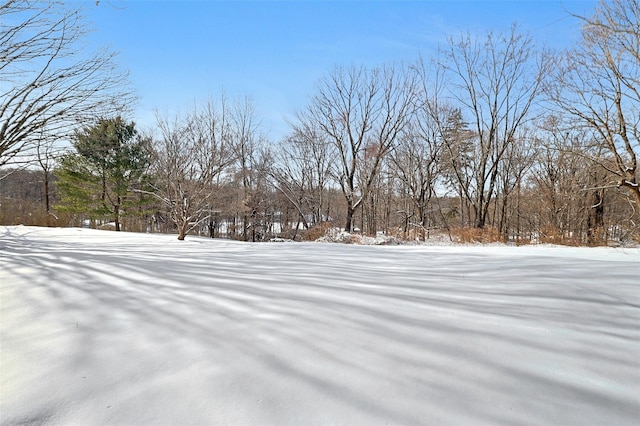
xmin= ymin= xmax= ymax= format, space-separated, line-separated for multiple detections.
xmin=0 ymin=0 xmax=135 ymax=167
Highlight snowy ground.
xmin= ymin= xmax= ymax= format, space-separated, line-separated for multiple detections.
xmin=1 ymin=226 xmax=639 ymax=425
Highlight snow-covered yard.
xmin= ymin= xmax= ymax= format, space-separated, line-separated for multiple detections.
xmin=1 ymin=225 xmax=639 ymax=425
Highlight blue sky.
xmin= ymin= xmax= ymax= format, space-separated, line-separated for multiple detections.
xmin=83 ymin=0 xmax=598 ymax=140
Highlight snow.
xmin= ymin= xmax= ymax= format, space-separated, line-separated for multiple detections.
xmin=1 ymin=225 xmax=639 ymax=425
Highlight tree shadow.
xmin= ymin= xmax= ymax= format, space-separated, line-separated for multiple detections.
xmin=2 ymin=227 xmax=639 ymax=425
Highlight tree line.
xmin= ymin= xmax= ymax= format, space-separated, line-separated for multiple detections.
xmin=1 ymin=0 xmax=638 ymax=244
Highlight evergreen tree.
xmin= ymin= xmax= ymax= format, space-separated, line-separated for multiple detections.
xmin=55 ymin=117 xmax=151 ymax=231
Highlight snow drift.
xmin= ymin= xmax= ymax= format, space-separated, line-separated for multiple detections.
xmin=1 ymin=226 xmax=639 ymax=425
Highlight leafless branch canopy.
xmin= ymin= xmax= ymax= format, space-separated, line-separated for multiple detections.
xmin=549 ymin=0 xmax=640 ymax=205
xmin=295 ymin=64 xmax=418 ymax=231
xmin=0 ymin=0 xmax=134 ymax=166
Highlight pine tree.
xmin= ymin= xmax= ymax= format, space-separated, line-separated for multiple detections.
xmin=55 ymin=117 xmax=151 ymax=231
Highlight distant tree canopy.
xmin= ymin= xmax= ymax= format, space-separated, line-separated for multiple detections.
xmin=55 ymin=117 xmax=152 ymax=231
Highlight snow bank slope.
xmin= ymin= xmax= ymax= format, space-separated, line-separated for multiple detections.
xmin=1 ymin=226 xmax=639 ymax=425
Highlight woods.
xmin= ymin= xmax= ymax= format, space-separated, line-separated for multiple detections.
xmin=1 ymin=0 xmax=638 ymax=243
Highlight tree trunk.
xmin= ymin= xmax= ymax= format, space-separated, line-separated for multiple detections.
xmin=345 ymin=204 xmax=355 ymax=233
xmin=473 ymin=201 xmax=485 ymax=229
xmin=243 ymin=213 xmax=249 ymax=241
xmin=177 ymin=222 xmax=187 ymax=240
xmin=587 ymin=189 xmax=605 ymax=245
xmin=630 ymin=186 xmax=640 ymax=209
xmin=44 ymin=171 xmax=51 ymax=226
xmin=114 ymin=197 xmax=121 ymax=231
xmin=251 ymin=213 xmax=256 ymax=242
xmin=499 ymin=194 xmax=508 ymax=240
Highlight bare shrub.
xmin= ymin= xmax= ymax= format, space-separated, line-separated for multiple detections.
xmin=536 ymin=224 xmax=609 ymax=247
xmin=451 ymin=227 xmax=505 ymax=244
xmin=301 ymin=222 xmax=335 ymax=241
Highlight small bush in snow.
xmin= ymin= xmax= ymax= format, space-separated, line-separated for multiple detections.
xmin=316 ymin=228 xmax=402 ymax=245
xmin=301 ymin=222 xmax=335 ymax=241
xmin=317 ymin=228 xmax=354 ymax=244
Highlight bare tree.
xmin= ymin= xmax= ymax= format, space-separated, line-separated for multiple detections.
xmin=149 ymin=100 xmax=235 ymax=240
xmin=389 ymin=119 xmax=443 ymax=239
xmin=548 ymin=0 xmax=640 ymax=206
xmin=493 ymin=127 xmax=536 ymax=239
xmin=295 ymin=64 xmax=417 ymax=232
xmin=226 ymin=97 xmax=271 ymax=241
xmin=0 ymin=0 xmax=132 ymax=168
xmin=272 ymin=125 xmax=335 ymax=232
xmin=31 ymin=127 xmax=66 ymax=224
xmin=529 ymin=114 xmax=637 ymax=244
xmin=440 ymin=25 xmax=547 ymax=228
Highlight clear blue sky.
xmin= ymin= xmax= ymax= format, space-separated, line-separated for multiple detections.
xmin=83 ymin=0 xmax=598 ymax=140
